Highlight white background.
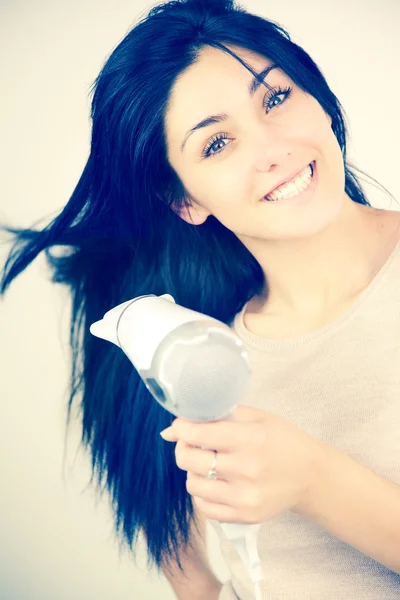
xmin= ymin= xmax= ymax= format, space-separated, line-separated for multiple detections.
xmin=1 ymin=1 xmax=399 ymax=599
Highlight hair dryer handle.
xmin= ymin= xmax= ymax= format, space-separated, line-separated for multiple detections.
xmin=201 ymin=412 xmax=264 ymax=589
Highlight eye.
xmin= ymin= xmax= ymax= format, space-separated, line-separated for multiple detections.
xmin=263 ymin=85 xmax=292 ymax=113
xmin=202 ymin=132 xmax=231 ymax=159
xmin=201 ymin=85 xmax=292 ymax=159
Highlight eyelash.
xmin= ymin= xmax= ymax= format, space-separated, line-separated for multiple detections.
xmin=201 ymin=85 xmax=293 ymax=159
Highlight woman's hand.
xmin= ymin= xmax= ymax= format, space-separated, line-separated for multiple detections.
xmin=160 ymin=405 xmax=328 ymax=523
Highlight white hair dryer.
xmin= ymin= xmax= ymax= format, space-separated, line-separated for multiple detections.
xmin=90 ymin=293 xmax=264 ymax=599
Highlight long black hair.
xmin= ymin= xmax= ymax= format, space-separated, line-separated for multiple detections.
xmin=0 ymin=0 xmax=382 ymax=576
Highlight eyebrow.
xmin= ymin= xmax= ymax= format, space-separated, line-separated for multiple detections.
xmin=180 ymin=64 xmax=277 ymax=152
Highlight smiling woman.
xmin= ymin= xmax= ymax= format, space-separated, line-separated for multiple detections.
xmin=1 ymin=0 xmax=400 ymax=599
xmin=164 ymin=47 xmax=342 ymax=237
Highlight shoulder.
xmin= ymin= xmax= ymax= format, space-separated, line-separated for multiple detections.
xmin=393 ymin=212 xmax=400 ymax=243
xmin=373 ymin=208 xmax=400 ymax=245
xmin=387 ymin=210 xmax=400 ymax=244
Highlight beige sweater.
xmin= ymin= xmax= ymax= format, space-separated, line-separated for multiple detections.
xmin=209 ymin=240 xmax=400 ymax=599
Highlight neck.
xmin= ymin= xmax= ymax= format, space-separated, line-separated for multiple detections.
xmin=240 ymin=197 xmax=396 ymax=319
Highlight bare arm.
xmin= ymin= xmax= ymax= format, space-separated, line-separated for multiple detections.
xmin=161 ymin=507 xmax=223 ymax=600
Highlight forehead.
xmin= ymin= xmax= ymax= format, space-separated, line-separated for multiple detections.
xmin=168 ymin=45 xmax=271 ymax=107
xmin=165 ymin=46 xmax=274 ymax=151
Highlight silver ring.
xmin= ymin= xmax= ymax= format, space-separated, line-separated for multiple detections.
xmin=206 ymin=451 xmax=218 ymax=479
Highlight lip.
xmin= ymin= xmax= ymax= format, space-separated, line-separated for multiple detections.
xmin=261 ymin=160 xmax=317 ymax=206
xmin=261 ymin=162 xmax=314 ymax=200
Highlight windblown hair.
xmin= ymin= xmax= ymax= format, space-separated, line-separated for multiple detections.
xmin=1 ymin=0 xmax=379 ymax=576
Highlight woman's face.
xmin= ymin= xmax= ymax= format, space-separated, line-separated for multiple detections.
xmin=164 ymin=45 xmax=347 ymax=242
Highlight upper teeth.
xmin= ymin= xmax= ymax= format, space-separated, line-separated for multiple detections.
xmin=265 ymin=164 xmax=313 ymax=201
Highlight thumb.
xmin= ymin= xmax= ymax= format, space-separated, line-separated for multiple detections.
xmin=230 ymin=404 xmax=266 ymax=422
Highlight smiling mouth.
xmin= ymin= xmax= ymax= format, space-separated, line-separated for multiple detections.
xmin=263 ymin=162 xmax=315 ymax=202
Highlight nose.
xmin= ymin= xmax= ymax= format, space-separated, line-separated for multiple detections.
xmin=251 ymin=126 xmax=291 ymax=172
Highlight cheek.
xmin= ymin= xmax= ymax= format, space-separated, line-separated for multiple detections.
xmin=189 ymin=166 xmax=248 ymax=207
xmin=297 ymin=111 xmax=342 ymax=168
xmin=317 ymin=121 xmax=345 ymax=172
xmin=292 ymin=112 xmax=326 ymax=147
xmin=214 ymin=167 xmax=248 ymax=195
xmin=293 ymin=94 xmax=332 ymax=143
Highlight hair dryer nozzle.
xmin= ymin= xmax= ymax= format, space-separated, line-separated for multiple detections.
xmin=89 ymin=319 xmax=120 ymax=346
xmin=89 ymin=299 xmax=141 ymax=346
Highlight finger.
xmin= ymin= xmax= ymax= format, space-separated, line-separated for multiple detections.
xmin=175 ymin=441 xmax=231 ymax=479
xmin=186 ymin=475 xmax=260 ymax=523
xmin=188 ymin=476 xmax=266 ymax=524
xmin=170 ymin=416 xmax=267 ymax=452
xmin=160 ymin=407 xmax=265 ymax=442
xmin=193 ymin=497 xmax=259 ymax=523
xmin=160 ymin=425 xmax=179 ymax=441
xmin=185 ymin=472 xmax=234 ymax=505
xmin=191 ymin=497 xmax=238 ymax=522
